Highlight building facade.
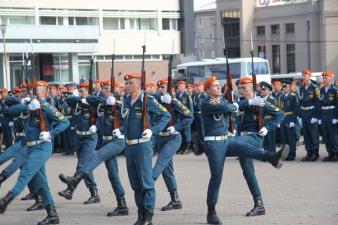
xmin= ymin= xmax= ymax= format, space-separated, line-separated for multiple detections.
xmin=0 ymin=0 xmax=194 ymax=88
xmin=216 ymin=0 xmax=338 ymax=76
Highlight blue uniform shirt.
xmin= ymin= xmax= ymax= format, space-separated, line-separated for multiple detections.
xmin=319 ymin=84 xmax=338 ymax=120
xmin=299 ymin=82 xmax=320 ymax=118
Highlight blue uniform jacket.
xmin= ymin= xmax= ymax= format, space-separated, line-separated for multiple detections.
xmin=299 ymin=82 xmax=320 ymax=119
xmin=280 ymin=92 xmax=298 ymax=124
xmin=319 ymin=84 xmax=338 ymax=120
xmin=66 ymin=96 xmax=94 ymax=132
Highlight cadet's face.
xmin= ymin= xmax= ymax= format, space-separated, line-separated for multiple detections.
xmin=178 ymin=84 xmax=185 ymax=92
xmin=283 ymin=85 xmax=290 ymax=93
xmin=274 ymin=83 xmax=282 ymax=91
xmin=260 ymin=88 xmax=269 ymax=97
xmin=79 ymin=87 xmax=88 ymax=98
xmin=206 ymin=80 xmax=222 ymax=97
xmin=50 ymin=89 xmax=57 ymax=96
xmin=125 ymin=78 xmax=141 ymax=95
xmin=323 ymin=76 xmax=332 ymax=85
xmin=238 ymin=83 xmax=253 ymax=98
xmin=36 ymin=86 xmax=47 ymax=99
xmin=102 ymin=85 xmax=111 ymax=97
xmin=158 ymin=85 xmax=167 ymax=95
xmin=302 ymin=75 xmax=311 ymax=85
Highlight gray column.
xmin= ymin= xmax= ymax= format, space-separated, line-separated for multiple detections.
xmin=0 ymin=54 xmax=4 ymax=88
xmin=68 ymin=53 xmax=79 ymax=82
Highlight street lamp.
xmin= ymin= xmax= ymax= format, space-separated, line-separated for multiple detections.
xmin=0 ymin=24 xmax=8 ymax=88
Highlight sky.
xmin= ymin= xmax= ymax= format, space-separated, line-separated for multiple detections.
xmin=194 ymin=0 xmax=216 ymax=11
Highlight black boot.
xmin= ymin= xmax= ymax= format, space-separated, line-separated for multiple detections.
xmin=207 ymin=205 xmax=222 ymax=224
xmin=59 ymin=173 xmax=83 ymax=190
xmin=330 ymin=152 xmax=338 ymax=162
xmin=0 ymin=192 xmax=15 ymax=214
xmin=37 ymin=205 xmax=59 ymax=225
xmin=58 ymin=188 xmax=74 ymax=200
xmin=309 ymin=150 xmax=319 ymax=161
xmin=27 ymin=194 xmax=45 ymax=211
xmin=133 ymin=209 xmax=144 ymax=225
xmin=0 ymin=173 xmax=7 ymax=187
xmin=246 ymin=196 xmax=265 ymax=216
xmin=161 ymin=191 xmax=182 ymax=211
xmin=141 ymin=208 xmax=153 ymax=225
xmin=107 ymin=196 xmax=129 ymax=216
xmin=21 ymin=192 xmax=35 ymax=201
xmin=322 ymin=153 xmax=333 ymax=162
xmin=301 ymin=151 xmax=312 ymax=161
xmin=83 ymin=187 xmax=100 ymax=204
xmin=264 ymin=145 xmax=289 ymax=168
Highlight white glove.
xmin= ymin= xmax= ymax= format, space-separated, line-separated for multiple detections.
xmin=81 ymin=98 xmax=89 ymax=105
xmin=160 ymin=93 xmax=172 ymax=104
xmin=73 ymin=89 xmax=79 ymax=97
xmin=106 ymin=96 xmax=116 ymax=106
xmin=277 ymin=124 xmax=280 ymax=128
xmin=310 ymin=118 xmax=318 ymax=124
xmin=28 ymin=99 xmax=40 ymax=111
xmin=89 ymin=125 xmax=97 ymax=134
xmin=39 ymin=131 xmax=51 ymax=141
xmin=113 ymin=128 xmax=122 ymax=137
xmin=298 ymin=118 xmax=302 ymax=127
xmin=20 ymin=96 xmax=31 ymax=104
xmin=229 ymin=130 xmax=236 ymax=137
xmin=248 ymin=97 xmax=265 ymax=107
xmin=8 ymin=121 xmax=13 ymax=127
xmin=258 ymin=127 xmax=268 ymax=136
xmin=167 ymin=126 xmax=176 ymax=135
xmin=318 ymin=120 xmax=322 ymax=125
xmin=289 ymin=122 xmax=295 ymax=128
xmin=232 ymin=102 xmax=239 ymax=112
xmin=332 ymin=119 xmax=338 ymax=124
xmin=142 ymin=129 xmax=153 ymax=140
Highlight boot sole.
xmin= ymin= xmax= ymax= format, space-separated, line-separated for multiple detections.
xmin=107 ymin=211 xmax=129 ymax=217
xmin=161 ymin=205 xmax=182 ymax=211
xmin=58 ymin=192 xmax=72 ymax=200
xmin=83 ymin=199 xmax=101 ymax=205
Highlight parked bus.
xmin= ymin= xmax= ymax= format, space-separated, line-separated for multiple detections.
xmin=176 ymin=57 xmax=271 ymax=85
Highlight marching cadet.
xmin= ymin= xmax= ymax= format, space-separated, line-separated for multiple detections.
xmin=201 ymin=76 xmax=287 ymax=225
xmin=58 ymin=87 xmax=76 ymax=156
xmin=58 ymin=80 xmax=129 ymax=216
xmin=0 ymin=80 xmax=69 ymax=225
xmin=259 ymin=81 xmax=278 ymax=152
xmin=58 ymin=82 xmax=100 ymax=204
xmin=154 ymin=79 xmax=193 ymax=211
xmin=176 ymin=80 xmax=194 ymax=154
xmin=280 ymin=81 xmax=299 ymax=161
xmin=192 ymin=82 xmax=208 ymax=140
xmin=318 ymin=72 xmax=338 ymax=162
xmin=123 ymin=73 xmax=170 ymax=225
xmin=299 ymin=70 xmax=320 ymax=161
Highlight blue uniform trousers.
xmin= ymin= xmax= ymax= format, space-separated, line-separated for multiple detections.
xmin=81 ymin=138 xmax=125 ymax=198
xmin=125 ymin=141 xmax=155 ymax=212
xmin=153 ymin=133 xmax=181 ymax=192
xmin=10 ymin=141 xmax=54 ymax=206
xmin=76 ymin=133 xmax=98 ymax=189
xmin=322 ymin=119 xmax=338 ymax=154
xmin=302 ymin=118 xmax=319 ymax=151
xmin=263 ymin=129 xmax=276 ymax=152
xmin=281 ymin=123 xmax=297 ymax=159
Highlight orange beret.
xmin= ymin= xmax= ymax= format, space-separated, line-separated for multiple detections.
xmin=35 ymin=80 xmax=48 ymax=87
xmin=78 ymin=82 xmax=89 ymax=88
xmin=146 ymin=82 xmax=155 ymax=88
xmin=49 ymin=86 xmax=57 ymax=90
xmin=239 ymin=77 xmax=253 ymax=85
xmin=322 ymin=71 xmax=334 ymax=77
xmin=119 ymin=87 xmax=125 ymax=93
xmin=1 ymin=88 xmax=8 ymax=93
xmin=187 ymin=84 xmax=193 ymax=88
xmin=204 ymin=76 xmax=217 ymax=91
xmin=13 ymin=86 xmax=20 ymax=95
xmin=302 ymin=69 xmax=312 ymax=75
xmin=20 ymin=82 xmax=27 ymax=89
xmin=177 ymin=80 xmax=186 ymax=85
xmin=157 ymin=79 xmax=168 ymax=87
xmin=124 ymin=73 xmax=141 ymax=81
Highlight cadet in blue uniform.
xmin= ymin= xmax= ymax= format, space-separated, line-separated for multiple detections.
xmin=0 ymin=80 xmax=69 ymax=225
xmin=192 ymin=82 xmax=208 ymax=140
xmin=318 ymin=72 xmax=338 ymax=162
xmin=58 ymin=88 xmax=75 ymax=155
xmin=280 ymin=81 xmax=299 ymax=160
xmin=299 ymin=70 xmax=320 ymax=161
xmin=202 ymin=76 xmax=288 ymax=225
xmin=153 ymin=79 xmax=194 ymax=211
xmin=260 ymin=81 xmax=278 ymax=152
xmin=0 ymin=89 xmax=14 ymax=150
xmin=58 ymin=80 xmax=129 ymax=216
xmin=272 ymin=80 xmax=284 ymax=147
xmin=123 ymin=73 xmax=170 ymax=225
xmin=176 ymin=80 xmax=194 ymax=154
xmin=58 ymin=82 xmax=100 ymax=204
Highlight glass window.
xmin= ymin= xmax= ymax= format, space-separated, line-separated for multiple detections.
xmin=8 ymin=16 xmax=34 ymax=25
xmin=208 ymin=63 xmax=241 ymax=79
xmin=40 ymin=17 xmax=56 ymax=25
xmin=57 ymin=17 xmax=63 ymax=25
xmin=271 ymin=24 xmax=280 ymax=35
xmin=69 ymin=17 xmax=74 ymax=25
xmin=285 ymin=23 xmax=295 ymax=34
xmin=286 ymin=44 xmax=296 ymax=73
xmin=76 ymin=17 xmax=88 ymax=25
xmin=256 ymin=26 xmax=265 ymax=36
xmin=247 ymin=62 xmax=269 ymax=75
xmin=258 ymin=45 xmax=266 ymax=59
xmin=272 ymin=45 xmax=280 ymax=74
xmin=162 ymin=18 xmax=170 ymax=30
xmin=120 ymin=18 xmax=125 ymax=29
xmin=171 ymin=19 xmax=178 ymax=30
xmin=130 ymin=18 xmax=139 ymax=30
xmin=125 ymin=55 xmax=132 ymax=60
xmin=140 ymin=18 xmax=156 ymax=30
xmin=187 ymin=66 xmax=205 ymax=77
xmin=103 ymin=18 xmax=119 ymax=30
